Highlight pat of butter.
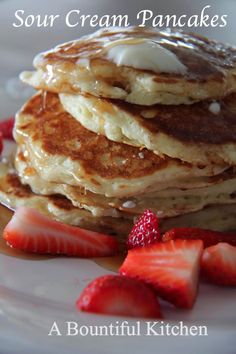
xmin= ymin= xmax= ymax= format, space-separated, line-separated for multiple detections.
xmin=106 ymin=39 xmax=187 ymax=74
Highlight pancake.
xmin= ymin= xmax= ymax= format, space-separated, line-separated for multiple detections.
xmin=15 ymin=147 xmax=236 ymax=219
xmin=14 ymin=92 xmax=227 ymax=198
xmin=1 ymin=161 xmax=235 ymax=234
xmin=60 ymin=92 xmax=236 ymax=165
xmin=0 ymin=163 xmax=131 ymax=236
xmin=20 ymin=27 xmax=236 ymax=106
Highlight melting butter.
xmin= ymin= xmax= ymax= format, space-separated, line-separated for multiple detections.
xmin=106 ymin=38 xmax=187 ymax=74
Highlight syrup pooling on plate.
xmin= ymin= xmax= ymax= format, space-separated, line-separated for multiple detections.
xmin=93 ymin=255 xmax=125 ymax=272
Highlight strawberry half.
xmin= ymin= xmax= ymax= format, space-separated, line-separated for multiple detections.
xmin=76 ymin=275 xmax=162 ymax=318
xmin=163 ymin=227 xmax=236 ymax=248
xmin=3 ymin=207 xmax=118 ymax=257
xmin=202 ymin=243 xmax=236 ymax=286
xmin=127 ymin=209 xmax=160 ymax=249
xmin=120 ymin=239 xmax=203 ymax=309
xmin=0 ymin=132 xmax=3 ymax=155
xmin=0 ymin=117 xmax=14 ymax=140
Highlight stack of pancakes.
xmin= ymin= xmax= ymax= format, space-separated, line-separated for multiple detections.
xmin=1 ymin=27 xmax=236 ymax=236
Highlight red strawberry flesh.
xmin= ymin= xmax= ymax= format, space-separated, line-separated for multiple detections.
xmin=120 ymin=239 xmax=203 ymax=309
xmin=77 ymin=275 xmax=162 ymax=318
xmin=3 ymin=207 xmax=118 ymax=257
xmin=202 ymin=243 xmax=236 ymax=286
xmin=127 ymin=209 xmax=160 ymax=249
xmin=0 ymin=117 xmax=15 ymax=140
xmin=0 ymin=132 xmax=3 ymax=155
xmin=163 ymin=227 xmax=236 ymax=248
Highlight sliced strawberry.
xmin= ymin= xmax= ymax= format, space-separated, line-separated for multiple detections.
xmin=0 ymin=132 xmax=3 ymax=155
xmin=127 ymin=209 xmax=160 ymax=249
xmin=0 ymin=117 xmax=15 ymax=140
xmin=163 ymin=227 xmax=236 ymax=248
xmin=3 ymin=207 xmax=118 ymax=257
xmin=120 ymin=239 xmax=203 ymax=309
xmin=202 ymin=243 xmax=236 ymax=286
xmin=76 ymin=275 xmax=162 ymax=318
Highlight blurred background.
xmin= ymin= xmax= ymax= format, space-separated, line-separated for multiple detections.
xmin=0 ymin=0 xmax=236 ymax=117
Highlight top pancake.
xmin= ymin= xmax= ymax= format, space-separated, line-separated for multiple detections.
xmin=14 ymin=91 xmax=227 ymax=198
xmin=20 ymin=27 xmax=236 ymax=105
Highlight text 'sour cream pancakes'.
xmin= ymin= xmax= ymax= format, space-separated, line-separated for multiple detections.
xmin=1 ymin=26 xmax=236 ymax=235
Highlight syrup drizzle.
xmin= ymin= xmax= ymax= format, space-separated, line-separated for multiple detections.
xmin=43 ymin=27 xmax=236 ymax=78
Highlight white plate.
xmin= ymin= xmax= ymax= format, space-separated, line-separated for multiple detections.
xmin=0 ymin=200 xmax=236 ymax=354
xmin=0 ymin=247 xmax=236 ymax=354
xmin=0 ymin=1 xmax=236 ymax=353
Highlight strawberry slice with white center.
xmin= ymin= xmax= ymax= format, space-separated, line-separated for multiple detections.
xmin=202 ymin=243 xmax=236 ymax=286
xmin=3 ymin=207 xmax=118 ymax=257
xmin=119 ymin=239 xmax=203 ymax=309
xmin=77 ymin=275 xmax=163 ymax=318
